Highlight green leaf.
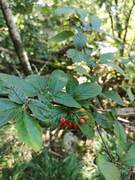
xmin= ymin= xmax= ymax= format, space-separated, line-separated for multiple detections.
xmin=66 ymin=75 xmax=79 ymax=95
xmin=0 ymin=80 xmax=8 ymax=95
xmin=95 ymin=113 xmax=113 ymax=129
xmin=114 ymin=122 xmax=127 ymax=153
xmin=74 ymin=66 xmax=88 ymax=74
xmin=51 ymin=31 xmax=74 ymax=42
xmin=0 ymin=73 xmax=37 ymax=97
xmin=8 ymin=86 xmax=26 ymax=104
xmin=74 ymin=82 xmax=102 ymax=100
xmin=126 ymin=88 xmax=135 ymax=103
xmin=0 ymin=99 xmax=18 ymax=127
xmin=49 ymin=70 xmax=68 ymax=93
xmin=98 ymin=154 xmax=121 ymax=180
xmin=91 ymin=16 xmax=101 ymax=32
xmin=54 ymin=93 xmax=81 ymax=108
xmin=100 ymin=53 xmax=115 ymax=63
xmin=104 ymin=91 xmax=123 ymax=105
xmin=73 ymin=32 xmax=87 ymax=48
xmin=124 ymin=144 xmax=135 ymax=166
xmin=25 ymin=75 xmax=49 ymax=94
xmin=74 ymin=116 xmax=94 ymax=138
xmin=67 ymin=49 xmax=84 ymax=63
xmin=0 ymin=98 xmax=17 ymax=111
xmin=16 ymin=112 xmax=42 ymax=151
xmin=28 ymin=99 xmax=51 ymax=122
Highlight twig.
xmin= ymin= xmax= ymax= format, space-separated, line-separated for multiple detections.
xmin=95 ymin=122 xmax=114 ymax=162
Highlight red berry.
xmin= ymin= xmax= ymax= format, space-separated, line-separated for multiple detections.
xmin=67 ymin=121 xmax=73 ymax=128
xmin=79 ymin=118 xmax=85 ymax=125
xmin=60 ymin=117 xmax=67 ymax=128
xmin=72 ymin=123 xmax=78 ymax=129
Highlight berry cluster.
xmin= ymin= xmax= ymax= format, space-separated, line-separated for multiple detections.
xmin=60 ymin=115 xmax=90 ymax=129
xmin=60 ymin=117 xmax=78 ymax=129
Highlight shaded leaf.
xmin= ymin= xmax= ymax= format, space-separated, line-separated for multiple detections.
xmin=67 ymin=49 xmax=84 ymax=63
xmin=114 ymin=121 xmax=127 ymax=153
xmin=0 ymin=73 xmax=37 ymax=97
xmin=124 ymin=144 xmax=135 ymax=166
xmin=74 ymin=82 xmax=102 ymax=100
xmin=54 ymin=93 xmax=81 ymax=108
xmin=73 ymin=32 xmax=87 ymax=48
xmin=16 ymin=112 xmax=42 ymax=151
xmin=66 ymin=75 xmax=79 ymax=95
xmin=74 ymin=66 xmax=88 ymax=74
xmin=95 ymin=112 xmax=113 ymax=129
xmin=0 ymin=99 xmax=18 ymax=127
xmin=28 ymin=100 xmax=51 ymax=122
xmin=8 ymin=86 xmax=26 ymax=104
xmin=25 ymin=75 xmax=49 ymax=94
xmin=98 ymin=154 xmax=121 ymax=180
xmin=104 ymin=91 xmax=123 ymax=105
xmin=100 ymin=53 xmax=115 ymax=63
xmin=49 ymin=70 xmax=68 ymax=93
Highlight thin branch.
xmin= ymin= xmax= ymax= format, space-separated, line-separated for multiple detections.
xmin=95 ymin=122 xmax=114 ymax=162
xmin=0 ymin=0 xmax=33 ymax=74
xmin=0 ymin=46 xmax=15 ymax=56
xmin=106 ymin=5 xmax=115 ymax=38
xmin=122 ymin=1 xmax=135 ymax=55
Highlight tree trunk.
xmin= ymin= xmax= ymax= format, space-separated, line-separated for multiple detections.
xmin=0 ymin=0 xmax=33 ymax=74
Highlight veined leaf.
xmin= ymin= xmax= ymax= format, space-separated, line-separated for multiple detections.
xmin=25 ymin=75 xmax=49 ymax=93
xmin=8 ymin=86 xmax=26 ymax=104
xmin=16 ymin=112 xmax=42 ymax=151
xmin=49 ymin=70 xmax=68 ymax=93
xmin=0 ymin=73 xmax=37 ymax=96
xmin=95 ymin=112 xmax=113 ymax=129
xmin=104 ymin=91 xmax=123 ymax=105
xmin=74 ymin=82 xmax=102 ymax=100
xmin=67 ymin=49 xmax=84 ymax=63
xmin=54 ymin=93 xmax=81 ymax=108
xmin=66 ymin=75 xmax=79 ymax=95
xmin=97 ymin=154 xmax=121 ymax=180
xmin=0 ymin=99 xmax=18 ymax=127
xmin=114 ymin=121 xmax=127 ymax=152
xmin=28 ymin=99 xmax=51 ymax=122
xmin=73 ymin=32 xmax=87 ymax=48
xmin=123 ymin=144 xmax=135 ymax=166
